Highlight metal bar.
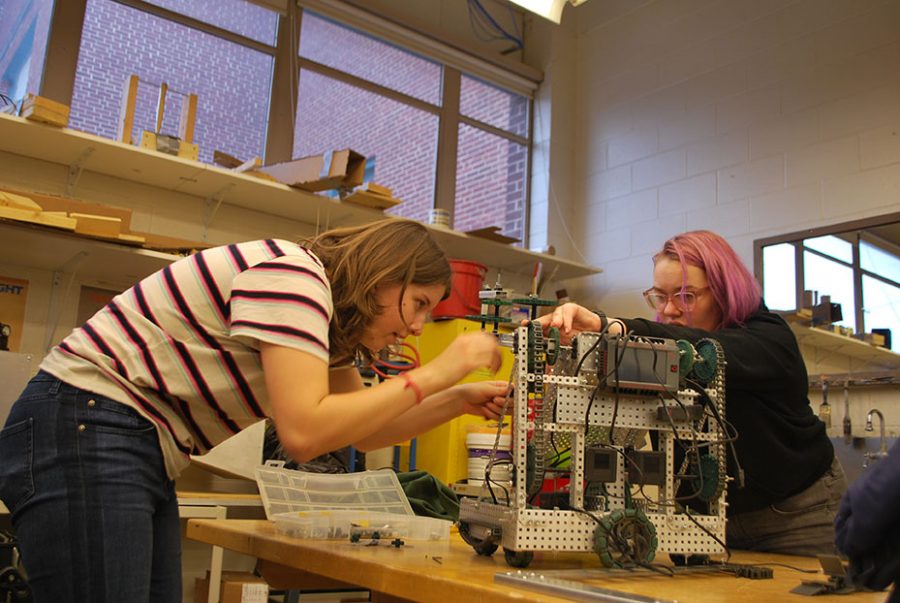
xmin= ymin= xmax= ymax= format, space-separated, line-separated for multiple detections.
xmin=495 ymin=571 xmax=679 ymax=603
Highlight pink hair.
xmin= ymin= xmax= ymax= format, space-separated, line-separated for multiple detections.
xmin=654 ymin=230 xmax=762 ymax=329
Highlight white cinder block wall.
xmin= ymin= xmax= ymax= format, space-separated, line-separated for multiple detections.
xmin=527 ymin=0 xmax=900 ymax=434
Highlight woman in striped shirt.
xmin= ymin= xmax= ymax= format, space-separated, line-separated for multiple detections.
xmin=0 ymin=218 xmax=507 ymax=602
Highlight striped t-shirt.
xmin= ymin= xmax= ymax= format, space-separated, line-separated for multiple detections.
xmin=41 ymin=239 xmax=332 ymax=479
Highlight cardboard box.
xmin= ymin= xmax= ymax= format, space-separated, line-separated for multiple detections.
xmin=194 ymin=571 xmax=268 ymax=603
xmin=260 ymin=149 xmax=366 ymax=192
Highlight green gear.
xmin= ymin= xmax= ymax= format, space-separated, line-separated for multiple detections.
xmin=593 ymin=508 xmax=658 ymax=568
xmin=692 ymin=339 xmax=719 ymax=383
xmin=689 ymin=454 xmax=721 ymax=502
xmin=675 ymin=339 xmax=695 ymax=379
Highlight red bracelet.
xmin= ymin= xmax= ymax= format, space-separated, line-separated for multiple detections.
xmin=399 ymin=372 xmax=424 ymax=405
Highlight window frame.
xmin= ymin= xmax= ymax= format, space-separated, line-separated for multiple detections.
xmin=754 ymin=212 xmax=900 ymax=337
xmin=38 ymin=0 xmax=538 ymax=245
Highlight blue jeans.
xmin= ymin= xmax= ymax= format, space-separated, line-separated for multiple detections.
xmin=726 ymin=456 xmax=848 ymax=556
xmin=0 ymin=371 xmax=182 ymax=602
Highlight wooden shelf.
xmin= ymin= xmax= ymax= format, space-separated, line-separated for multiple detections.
xmin=0 ymin=220 xmax=180 ymax=289
xmin=0 ymin=113 xmax=599 ymax=281
xmin=789 ymin=323 xmax=900 ymax=371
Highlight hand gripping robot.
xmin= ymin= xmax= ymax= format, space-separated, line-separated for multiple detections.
xmin=458 ymin=321 xmax=731 ymax=569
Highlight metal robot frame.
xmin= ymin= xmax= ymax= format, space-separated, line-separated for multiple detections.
xmin=459 ymin=322 xmax=730 ymax=569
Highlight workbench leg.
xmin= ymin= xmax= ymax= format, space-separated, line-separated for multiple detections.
xmin=208 ymin=543 xmax=224 ymax=603
xmin=207 ymin=506 xmax=226 ymax=603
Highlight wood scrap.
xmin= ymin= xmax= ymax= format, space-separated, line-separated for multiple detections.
xmin=342 ymin=189 xmax=402 ymax=210
xmin=20 ymin=93 xmax=70 ymax=128
xmin=359 ymin=182 xmax=393 ymax=197
xmin=0 ymin=191 xmax=42 ymax=211
xmin=70 ymin=212 xmax=123 ymax=238
xmin=464 ymin=226 xmax=520 ymax=245
xmin=0 ymin=205 xmax=77 ymax=230
xmin=213 ymin=150 xmax=245 ymax=169
xmin=115 ymin=233 xmax=147 ymax=245
xmin=214 ymin=151 xmax=261 ymax=172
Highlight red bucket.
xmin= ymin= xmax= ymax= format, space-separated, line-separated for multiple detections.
xmin=432 ymin=259 xmax=487 ymax=319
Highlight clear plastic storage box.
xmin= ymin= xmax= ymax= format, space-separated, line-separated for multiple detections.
xmin=272 ymin=509 xmax=451 ymax=541
xmin=255 ymin=460 xmax=414 ymax=517
xmin=255 ymin=461 xmax=450 ymax=541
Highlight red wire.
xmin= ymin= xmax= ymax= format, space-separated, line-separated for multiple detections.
xmin=370 ymin=341 xmax=421 ymax=378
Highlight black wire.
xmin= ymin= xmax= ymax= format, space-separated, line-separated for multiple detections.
xmin=745 ymin=562 xmax=818 ymax=574
xmin=681 ymin=506 xmax=731 ymax=562
xmin=685 ymin=376 xmax=745 ymax=488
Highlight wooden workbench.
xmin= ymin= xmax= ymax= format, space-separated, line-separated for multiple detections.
xmin=186 ymin=519 xmax=889 ymax=602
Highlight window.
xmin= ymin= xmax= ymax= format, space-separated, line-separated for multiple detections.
xmin=455 ymin=123 xmax=527 ymax=237
xmin=805 ymin=235 xmax=852 ymax=264
xmin=0 ymin=0 xmax=54 ymax=110
xmin=295 ymin=9 xmax=532 ymax=244
xmin=25 ymin=0 xmax=535 ymax=245
xmin=69 ymin=0 xmax=274 ymax=163
xmin=756 ymin=216 xmax=900 ymax=352
xmin=141 ymin=0 xmax=278 ymax=44
xmin=294 ymin=69 xmax=438 ymax=224
xmin=460 ymin=74 xmax=528 ymax=137
xmin=803 ymin=250 xmax=856 ymax=332
xmin=298 ymin=12 xmax=441 ymax=105
xmin=761 ymin=243 xmax=795 ymax=311
xmin=862 ymin=275 xmax=899 ymax=351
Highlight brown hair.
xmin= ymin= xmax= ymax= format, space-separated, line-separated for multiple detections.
xmin=303 ymin=218 xmax=451 ymax=365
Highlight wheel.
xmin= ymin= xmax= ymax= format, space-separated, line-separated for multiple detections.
xmin=503 ymin=548 xmax=534 ymax=568
xmin=593 ymin=508 xmax=658 ymax=568
xmin=0 ymin=566 xmax=31 ymax=601
xmin=458 ymin=520 xmax=498 ymax=556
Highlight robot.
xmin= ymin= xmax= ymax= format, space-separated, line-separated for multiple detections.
xmin=458 ymin=320 xmax=731 ymax=569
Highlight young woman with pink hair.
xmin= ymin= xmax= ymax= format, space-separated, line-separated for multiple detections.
xmin=537 ymin=230 xmax=846 ymax=556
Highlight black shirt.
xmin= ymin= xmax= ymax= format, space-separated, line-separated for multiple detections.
xmin=621 ymin=304 xmax=834 ymax=515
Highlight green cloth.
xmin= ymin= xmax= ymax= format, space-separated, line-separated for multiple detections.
xmin=397 ymin=470 xmax=460 ymax=521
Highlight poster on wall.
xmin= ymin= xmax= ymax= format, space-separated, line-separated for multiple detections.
xmin=0 ymin=275 xmax=29 ymax=352
xmin=77 ymin=285 xmax=119 ymax=326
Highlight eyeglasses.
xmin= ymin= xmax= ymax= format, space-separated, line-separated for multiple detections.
xmin=642 ymin=287 xmax=709 ymax=311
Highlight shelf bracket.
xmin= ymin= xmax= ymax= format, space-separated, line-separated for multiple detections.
xmin=202 ymin=183 xmax=235 ymax=241
xmin=65 ymin=147 xmax=95 ymax=197
xmin=43 ymin=251 xmax=87 ymax=353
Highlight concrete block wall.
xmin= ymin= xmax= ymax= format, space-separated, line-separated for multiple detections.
xmin=561 ymin=0 xmax=900 ymax=313
xmin=528 ymin=0 xmax=900 ymax=432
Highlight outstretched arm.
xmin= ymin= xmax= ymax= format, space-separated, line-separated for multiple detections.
xmin=531 ymin=302 xmax=625 ymax=343
xmin=262 ymin=331 xmax=502 ymax=462
xmin=352 ymin=380 xmax=511 ymax=451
